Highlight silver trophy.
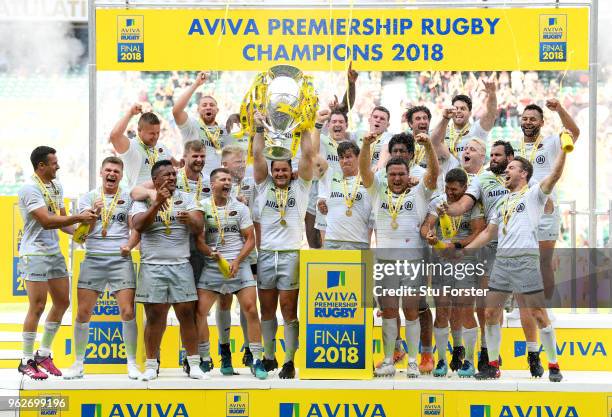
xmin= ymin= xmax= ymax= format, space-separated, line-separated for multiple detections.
xmin=261 ymin=65 xmax=305 ymax=161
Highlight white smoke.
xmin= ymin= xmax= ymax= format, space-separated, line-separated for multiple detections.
xmin=0 ymin=21 xmax=84 ymax=74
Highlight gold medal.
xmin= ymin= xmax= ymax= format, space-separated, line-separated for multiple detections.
xmin=342 ymin=175 xmax=361 ymax=217
xmin=100 ymin=188 xmax=121 ymax=238
xmin=280 ymin=219 xmax=287 ymax=226
xmin=200 ymin=121 xmax=223 ymax=154
xmin=164 ymin=227 xmax=171 ymax=235
xmin=386 ymin=187 xmax=408 ymax=231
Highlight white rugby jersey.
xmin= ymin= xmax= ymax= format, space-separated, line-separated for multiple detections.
xmin=78 ymin=188 xmax=133 ymax=255
xmin=491 ymin=185 xmax=548 ymax=254
xmin=369 ymin=175 xmax=434 ymax=257
xmin=177 ymin=116 xmax=232 ymax=178
xmin=319 ymin=171 xmax=371 ymax=244
xmin=117 ymin=138 xmax=173 ymax=189
xmin=254 ymin=176 xmax=311 ymax=251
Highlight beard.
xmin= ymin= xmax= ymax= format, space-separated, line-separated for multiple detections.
xmin=521 ymin=125 xmax=541 ymax=138
xmin=490 ymin=161 xmax=507 ymax=175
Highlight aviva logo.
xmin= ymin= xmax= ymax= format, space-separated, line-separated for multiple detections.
xmin=470 ymin=404 xmax=578 ymax=417
xmin=279 ymin=402 xmax=386 ymax=417
xmin=279 ymin=403 xmax=299 ymax=417
xmin=81 ymin=403 xmax=189 ymax=417
xmin=327 ymin=271 xmax=346 ymax=288
xmin=514 ymin=340 xmax=606 ymax=357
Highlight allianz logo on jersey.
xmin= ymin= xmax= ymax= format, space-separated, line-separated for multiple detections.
xmin=81 ymin=403 xmax=188 ymax=417
xmin=514 ymin=340 xmax=607 ymax=357
xmin=279 ymin=402 xmax=386 ymax=417
xmin=470 ymin=404 xmax=578 ymax=417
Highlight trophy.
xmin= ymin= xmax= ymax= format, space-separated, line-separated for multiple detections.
xmin=261 ymin=65 xmax=313 ymax=160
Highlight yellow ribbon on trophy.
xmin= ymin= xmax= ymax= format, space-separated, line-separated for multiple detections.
xmin=237 ymin=71 xmax=319 ymax=164
xmin=276 ymin=74 xmax=319 ymax=159
xmin=235 ymin=72 xmax=268 ymax=165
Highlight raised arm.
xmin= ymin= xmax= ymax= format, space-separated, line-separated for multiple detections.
xmin=109 ymin=103 xmax=142 ymax=154
xmin=479 ymin=76 xmax=498 ymax=131
xmin=546 ymin=98 xmax=580 ymax=142
xmin=172 ymin=71 xmax=207 ymax=126
xmin=539 ymin=145 xmax=567 ymax=195
xmin=337 ymin=61 xmax=358 ymax=113
xmin=417 ymin=133 xmax=439 ymax=190
xmin=252 ymin=111 xmax=269 ymax=185
xmin=358 ymin=133 xmax=377 ymax=188
xmin=313 ymin=109 xmax=330 ymax=153
xmin=430 ymin=108 xmax=452 ymax=160
xmin=298 ymin=129 xmax=314 ymax=181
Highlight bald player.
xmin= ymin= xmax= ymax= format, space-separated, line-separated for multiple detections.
xmin=173 ymin=71 xmax=233 ymax=178
xmin=109 ymin=104 xmax=174 ymax=189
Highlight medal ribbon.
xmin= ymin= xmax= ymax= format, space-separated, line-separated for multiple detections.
xmin=138 ymin=137 xmax=159 ymax=165
xmin=100 ymin=187 xmax=121 ymax=235
xmin=448 ymin=122 xmax=471 ymax=157
xmin=210 ymin=196 xmax=229 ymax=246
xmin=342 ymin=175 xmax=361 ymax=210
xmin=519 ymin=134 xmax=544 ymax=164
xmin=180 ymin=168 xmax=202 ymax=201
xmin=199 ymin=120 xmax=223 ymax=153
xmin=158 ymin=197 xmax=174 ymax=232
xmin=386 ymin=187 xmax=408 ymax=224
xmin=32 ymin=174 xmax=58 ymax=214
xmin=501 ymin=185 xmax=529 ymax=233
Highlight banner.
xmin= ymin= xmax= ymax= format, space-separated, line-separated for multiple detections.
xmin=18 ymin=389 xmax=609 ymax=417
xmin=96 ymin=7 xmax=589 ymax=71
xmin=0 ymin=196 xmax=71 ymax=303
xmin=299 ymin=250 xmax=372 ymax=379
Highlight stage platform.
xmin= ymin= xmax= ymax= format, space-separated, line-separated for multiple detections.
xmin=1 ymin=369 xmax=611 ymax=417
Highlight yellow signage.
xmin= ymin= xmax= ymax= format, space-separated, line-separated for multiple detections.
xmin=96 ymin=8 xmax=589 ymax=71
xmin=19 ymin=389 xmax=606 ymax=417
xmin=299 ymin=250 xmax=373 ymax=379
